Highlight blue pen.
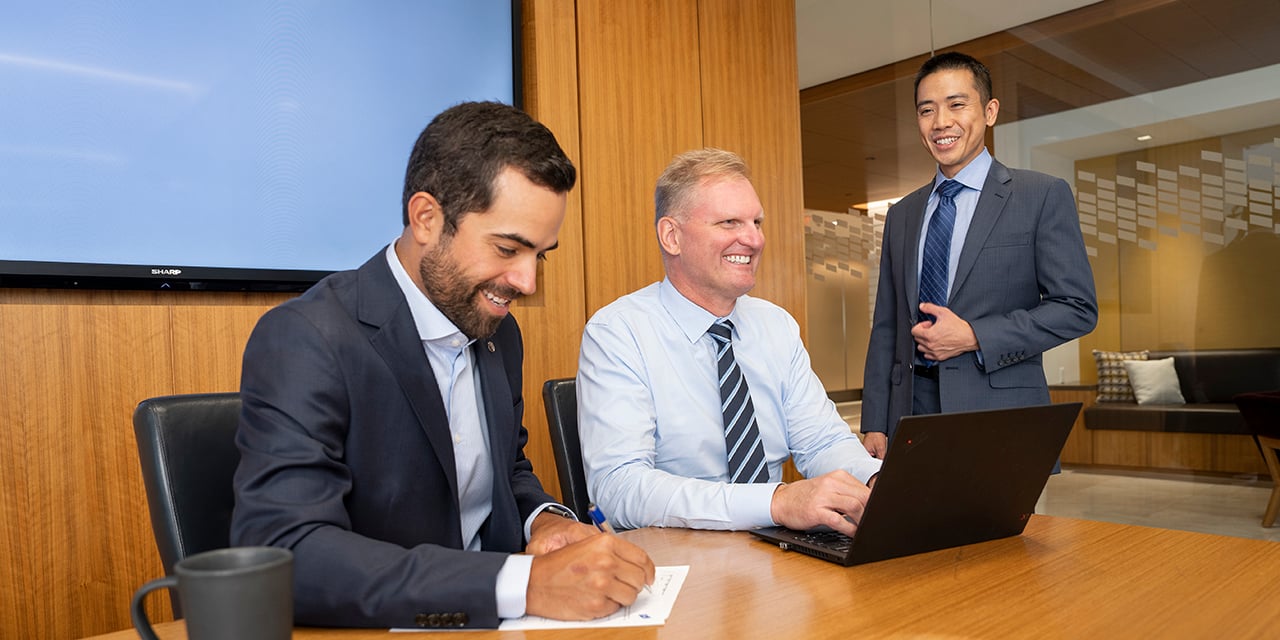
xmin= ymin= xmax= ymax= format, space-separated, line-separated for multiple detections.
xmin=587 ymin=503 xmax=618 ymax=535
xmin=587 ymin=504 xmax=650 ymax=593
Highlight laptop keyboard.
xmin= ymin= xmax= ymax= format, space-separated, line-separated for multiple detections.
xmin=796 ymin=530 xmax=853 ymax=553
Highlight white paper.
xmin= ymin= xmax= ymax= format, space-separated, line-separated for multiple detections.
xmin=390 ymin=565 xmax=689 ymax=632
xmin=498 ymin=565 xmax=689 ymax=630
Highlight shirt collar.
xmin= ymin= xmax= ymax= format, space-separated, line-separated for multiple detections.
xmin=658 ymin=278 xmax=742 ymax=344
xmin=934 ymin=147 xmax=992 ymax=194
xmin=384 ymin=242 xmax=473 ymax=346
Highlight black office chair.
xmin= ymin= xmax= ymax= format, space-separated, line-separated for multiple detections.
xmin=133 ymin=392 xmax=242 ymax=616
xmin=542 ymin=378 xmax=592 ymax=522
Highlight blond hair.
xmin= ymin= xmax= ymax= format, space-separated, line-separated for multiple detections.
xmin=654 ymin=148 xmax=751 ymax=224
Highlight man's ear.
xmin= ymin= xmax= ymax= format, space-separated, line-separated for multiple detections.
xmin=406 ymin=192 xmax=444 ymax=245
xmin=656 ymin=216 xmax=681 ymax=256
xmin=984 ymin=97 xmax=1000 ymax=126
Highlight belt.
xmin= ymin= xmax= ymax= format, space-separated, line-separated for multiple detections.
xmin=913 ymin=364 xmax=939 ymax=380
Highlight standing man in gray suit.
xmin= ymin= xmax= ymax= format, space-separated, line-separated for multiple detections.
xmin=861 ymin=52 xmax=1097 ymax=458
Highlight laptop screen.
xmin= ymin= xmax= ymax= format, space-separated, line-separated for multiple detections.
xmin=752 ymin=402 xmax=1081 ymax=565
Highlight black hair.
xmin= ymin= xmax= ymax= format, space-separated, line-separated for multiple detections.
xmin=914 ymin=52 xmax=993 ymax=104
xmin=401 ymin=101 xmax=576 ymax=231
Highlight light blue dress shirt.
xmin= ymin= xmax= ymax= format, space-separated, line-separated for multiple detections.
xmin=915 ymin=148 xmax=994 ymax=367
xmin=915 ymin=147 xmax=994 ymax=300
xmin=577 ymin=279 xmax=882 ymax=531
xmin=385 ymin=244 xmax=532 ymax=619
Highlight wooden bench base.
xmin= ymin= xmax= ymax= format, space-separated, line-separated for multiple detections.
xmin=1051 ymin=386 xmax=1268 ymax=476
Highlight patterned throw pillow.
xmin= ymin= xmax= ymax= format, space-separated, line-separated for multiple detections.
xmin=1093 ymin=349 xmax=1149 ymax=402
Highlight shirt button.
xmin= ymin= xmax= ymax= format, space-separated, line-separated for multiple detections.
xmin=454 ymin=435 xmax=463 ymax=444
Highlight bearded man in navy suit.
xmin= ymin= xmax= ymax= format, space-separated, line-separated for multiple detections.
xmin=861 ymin=53 xmax=1098 ymax=458
xmin=231 ymin=102 xmax=653 ymax=628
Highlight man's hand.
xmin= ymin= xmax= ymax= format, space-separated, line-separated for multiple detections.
xmin=862 ymin=432 xmax=888 ymax=459
xmin=912 ymin=303 xmax=979 ymax=362
xmin=769 ymin=470 xmax=872 ymax=537
xmin=526 ymin=533 xmax=656 ymax=621
xmin=527 ymin=510 xmax=597 ymax=555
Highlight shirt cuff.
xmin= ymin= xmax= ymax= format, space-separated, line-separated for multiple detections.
xmin=494 ymin=554 xmax=532 ymax=619
xmin=852 ymin=457 xmax=884 ymax=485
xmin=524 ymin=502 xmax=573 ymax=542
xmin=729 ymin=482 xmax=785 ymax=528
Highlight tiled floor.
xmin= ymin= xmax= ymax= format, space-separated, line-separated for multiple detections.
xmin=1037 ymin=466 xmax=1280 ymax=542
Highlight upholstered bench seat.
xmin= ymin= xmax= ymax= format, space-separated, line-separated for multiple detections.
xmin=1084 ymin=401 xmax=1246 ymax=435
xmin=1084 ymin=348 xmax=1280 ymax=435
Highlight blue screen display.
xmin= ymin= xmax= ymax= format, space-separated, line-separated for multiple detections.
xmin=0 ymin=0 xmax=515 ymax=289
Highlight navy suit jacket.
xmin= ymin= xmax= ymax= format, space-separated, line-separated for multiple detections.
xmin=862 ymin=160 xmax=1098 ymax=443
xmin=230 ymin=249 xmax=555 ymax=628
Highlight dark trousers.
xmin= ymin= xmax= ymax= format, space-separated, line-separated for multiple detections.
xmin=911 ymin=370 xmax=941 ymax=416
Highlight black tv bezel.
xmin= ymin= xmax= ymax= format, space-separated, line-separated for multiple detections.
xmin=1 ymin=0 xmax=523 ymax=294
xmin=0 ymin=260 xmax=332 ymax=292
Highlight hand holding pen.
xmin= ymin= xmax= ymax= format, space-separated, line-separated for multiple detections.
xmin=525 ymin=506 xmax=657 ymax=619
xmin=588 ymin=504 xmax=650 ymax=593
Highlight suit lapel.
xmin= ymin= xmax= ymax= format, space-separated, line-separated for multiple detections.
xmin=357 ymin=254 xmax=460 ymax=505
xmin=951 ymin=161 xmax=1013 ymax=299
xmin=473 ymin=336 xmax=514 ymax=470
xmin=473 ymin=330 xmax=522 ymax=552
xmin=902 ymin=183 xmax=932 ymax=315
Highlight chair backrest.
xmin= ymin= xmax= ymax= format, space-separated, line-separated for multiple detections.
xmin=542 ymin=378 xmax=591 ymax=522
xmin=133 ymin=392 xmax=242 ymax=615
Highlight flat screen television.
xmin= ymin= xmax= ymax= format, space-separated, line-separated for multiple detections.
xmin=0 ymin=0 xmax=519 ymax=291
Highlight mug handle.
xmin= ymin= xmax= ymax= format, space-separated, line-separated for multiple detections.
xmin=131 ymin=576 xmax=178 ymax=640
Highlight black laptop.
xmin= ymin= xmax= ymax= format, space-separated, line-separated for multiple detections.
xmin=750 ymin=402 xmax=1081 ymax=566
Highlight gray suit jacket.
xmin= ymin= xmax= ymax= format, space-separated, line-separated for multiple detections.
xmin=862 ymin=160 xmax=1097 ymax=443
xmin=231 ymin=250 xmax=555 ymax=628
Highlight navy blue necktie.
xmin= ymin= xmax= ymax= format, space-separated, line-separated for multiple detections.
xmin=708 ymin=320 xmax=768 ymax=484
xmin=919 ymin=179 xmax=964 ymax=323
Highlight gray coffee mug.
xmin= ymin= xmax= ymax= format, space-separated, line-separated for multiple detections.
xmin=131 ymin=546 xmax=293 ymax=640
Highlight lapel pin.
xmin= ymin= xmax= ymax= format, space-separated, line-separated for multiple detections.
xmin=487 ymin=341 xmax=495 ymax=352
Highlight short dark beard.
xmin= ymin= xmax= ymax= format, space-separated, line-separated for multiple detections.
xmin=418 ymin=235 xmax=519 ymax=339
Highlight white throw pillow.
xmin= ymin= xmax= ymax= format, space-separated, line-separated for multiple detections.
xmin=1122 ymin=358 xmax=1186 ymax=405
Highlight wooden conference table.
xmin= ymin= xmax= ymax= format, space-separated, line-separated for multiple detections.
xmin=88 ymin=516 xmax=1280 ymax=639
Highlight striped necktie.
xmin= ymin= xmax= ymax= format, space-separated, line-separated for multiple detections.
xmin=708 ymin=319 xmax=768 ymax=483
xmin=919 ymin=179 xmax=965 ymax=322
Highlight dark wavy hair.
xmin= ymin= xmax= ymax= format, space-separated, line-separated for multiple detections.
xmin=401 ymin=101 xmax=576 ymax=232
xmin=914 ymin=52 xmax=993 ymax=104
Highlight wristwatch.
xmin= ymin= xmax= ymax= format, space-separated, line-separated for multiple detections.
xmin=542 ymin=504 xmax=578 ymax=521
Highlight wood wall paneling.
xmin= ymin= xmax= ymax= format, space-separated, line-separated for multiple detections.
xmin=0 ymin=291 xmax=288 ymax=638
xmin=575 ymin=0 xmax=705 ymax=316
xmin=170 ymin=304 xmax=284 ymax=393
xmin=697 ymin=0 xmax=808 ymax=336
xmin=516 ymin=0 xmax=586 ymax=500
